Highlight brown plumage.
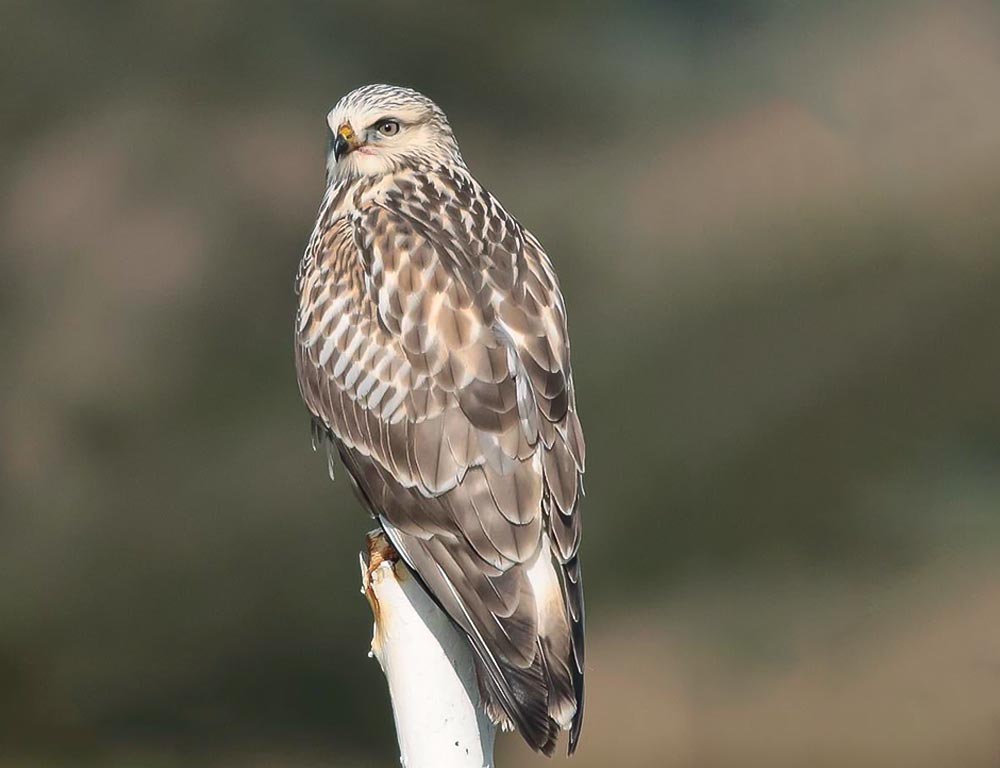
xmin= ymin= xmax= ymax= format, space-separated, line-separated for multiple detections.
xmin=294 ymin=84 xmax=585 ymax=755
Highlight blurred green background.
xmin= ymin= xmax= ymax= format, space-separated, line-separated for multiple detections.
xmin=3 ymin=1 xmax=1000 ymax=766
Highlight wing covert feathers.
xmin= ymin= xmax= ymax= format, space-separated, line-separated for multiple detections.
xmin=295 ymin=167 xmax=585 ymax=754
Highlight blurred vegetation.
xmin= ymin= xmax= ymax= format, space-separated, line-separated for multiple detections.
xmin=2 ymin=1 xmax=1000 ymax=766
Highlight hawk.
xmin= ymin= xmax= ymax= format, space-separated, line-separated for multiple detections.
xmin=294 ymin=84 xmax=585 ymax=755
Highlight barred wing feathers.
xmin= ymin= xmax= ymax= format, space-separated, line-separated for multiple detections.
xmin=295 ymin=172 xmax=584 ymax=754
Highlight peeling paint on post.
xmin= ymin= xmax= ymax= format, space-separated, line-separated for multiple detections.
xmin=362 ymin=531 xmax=497 ymax=768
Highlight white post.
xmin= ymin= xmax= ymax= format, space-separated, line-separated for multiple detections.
xmin=361 ymin=531 xmax=497 ymax=768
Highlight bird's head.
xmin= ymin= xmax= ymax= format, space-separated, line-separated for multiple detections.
xmin=325 ymin=84 xmax=465 ymax=182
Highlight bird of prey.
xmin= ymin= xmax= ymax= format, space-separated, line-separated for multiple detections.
xmin=294 ymin=84 xmax=585 ymax=755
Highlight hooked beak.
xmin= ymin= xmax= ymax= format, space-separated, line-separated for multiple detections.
xmin=333 ymin=122 xmax=359 ymax=162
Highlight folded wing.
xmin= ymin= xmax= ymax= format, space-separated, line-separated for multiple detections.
xmin=295 ymin=177 xmax=585 ymax=754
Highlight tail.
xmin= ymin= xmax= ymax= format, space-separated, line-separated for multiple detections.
xmin=477 ymin=541 xmax=585 ymax=756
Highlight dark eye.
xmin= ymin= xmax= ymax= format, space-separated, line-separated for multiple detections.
xmin=376 ymin=119 xmax=400 ymax=136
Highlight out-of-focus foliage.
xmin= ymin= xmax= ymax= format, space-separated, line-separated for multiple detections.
xmin=2 ymin=1 xmax=1000 ymax=766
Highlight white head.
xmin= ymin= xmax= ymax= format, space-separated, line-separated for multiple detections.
xmin=325 ymin=84 xmax=465 ymax=182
